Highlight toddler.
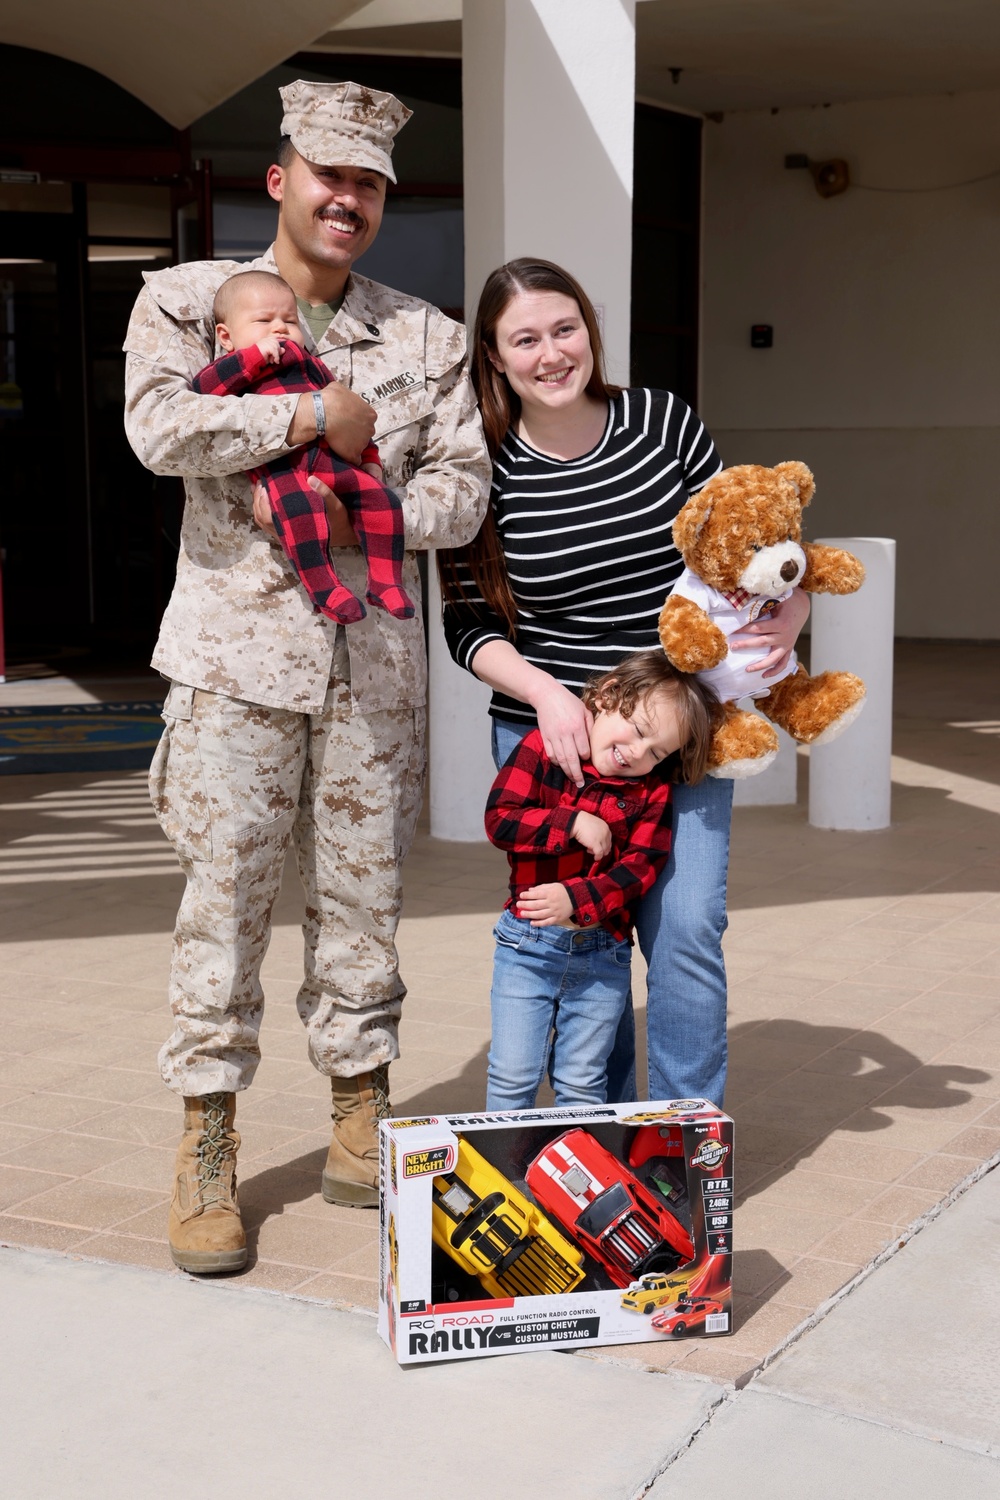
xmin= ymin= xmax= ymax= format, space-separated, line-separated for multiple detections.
xmin=191 ymin=270 xmax=414 ymax=624
xmin=485 ymin=650 xmax=718 ymax=1109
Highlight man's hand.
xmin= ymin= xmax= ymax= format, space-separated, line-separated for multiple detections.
xmin=251 ymin=477 xmax=360 ymax=549
xmin=516 ymin=883 xmax=574 ymax=927
xmin=321 ymin=381 xmax=377 ymax=463
xmin=571 ymin=811 xmax=612 ymax=861
xmin=252 ymin=482 xmax=279 ymax=542
xmin=285 ymin=383 xmax=377 ymax=465
xmin=257 ymin=335 xmax=285 ymax=365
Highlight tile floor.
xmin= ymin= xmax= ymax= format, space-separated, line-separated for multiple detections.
xmin=0 ymin=642 xmax=997 ymax=1384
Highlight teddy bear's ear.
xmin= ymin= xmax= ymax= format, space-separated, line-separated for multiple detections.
xmin=774 ymin=461 xmax=816 ymax=507
xmin=673 ymin=486 xmax=715 ymax=552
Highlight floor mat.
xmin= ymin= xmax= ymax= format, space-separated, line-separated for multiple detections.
xmin=0 ymin=701 xmax=165 ymax=774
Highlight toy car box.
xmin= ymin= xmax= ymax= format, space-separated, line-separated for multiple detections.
xmin=378 ymin=1099 xmax=734 ymax=1365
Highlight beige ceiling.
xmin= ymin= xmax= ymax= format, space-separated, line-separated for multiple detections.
xmin=1 ymin=0 xmax=371 ymax=128
xmin=635 ymin=0 xmax=1000 ymax=113
xmin=316 ymin=0 xmax=1000 ymax=113
xmin=6 ymin=0 xmax=1000 ymax=128
xmin=313 ymin=22 xmax=461 ymax=57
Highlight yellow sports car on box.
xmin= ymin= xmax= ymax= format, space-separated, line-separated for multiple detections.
xmin=432 ymin=1139 xmax=585 ymax=1298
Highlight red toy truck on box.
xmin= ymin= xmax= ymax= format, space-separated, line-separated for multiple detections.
xmin=525 ymin=1128 xmax=695 ymax=1286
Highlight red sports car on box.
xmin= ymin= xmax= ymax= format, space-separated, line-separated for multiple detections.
xmin=525 ymin=1129 xmax=695 ymax=1288
xmin=651 ymin=1297 xmax=726 ymax=1338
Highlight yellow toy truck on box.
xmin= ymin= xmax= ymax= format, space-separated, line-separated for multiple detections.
xmin=378 ymin=1100 xmax=734 ymax=1366
xmin=432 ymin=1138 xmax=585 ymax=1297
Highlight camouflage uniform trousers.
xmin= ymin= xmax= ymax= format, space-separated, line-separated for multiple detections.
xmin=149 ymin=631 xmax=426 ymax=1095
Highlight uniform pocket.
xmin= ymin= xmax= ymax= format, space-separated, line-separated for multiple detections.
xmin=148 ymin=687 xmax=212 ymax=863
xmin=372 ymin=386 xmax=437 ymax=486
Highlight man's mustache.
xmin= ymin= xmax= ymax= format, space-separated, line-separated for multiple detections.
xmin=318 ymin=208 xmax=365 ymax=228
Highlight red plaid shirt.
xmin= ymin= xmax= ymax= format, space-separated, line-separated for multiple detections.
xmin=485 ymin=729 xmax=674 ymax=942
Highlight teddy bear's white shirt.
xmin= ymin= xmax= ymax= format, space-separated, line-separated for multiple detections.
xmin=671 ymin=567 xmax=799 ymax=703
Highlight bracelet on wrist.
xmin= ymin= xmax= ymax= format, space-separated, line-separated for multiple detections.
xmin=312 ymin=391 xmax=326 ymax=438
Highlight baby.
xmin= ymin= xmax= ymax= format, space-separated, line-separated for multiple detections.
xmin=191 ymin=270 xmax=414 ymax=624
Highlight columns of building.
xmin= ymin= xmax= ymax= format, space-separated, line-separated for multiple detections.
xmin=809 ymin=538 xmax=896 ymax=831
xmin=429 ymin=0 xmax=637 ymax=840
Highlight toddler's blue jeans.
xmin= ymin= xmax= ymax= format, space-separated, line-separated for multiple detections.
xmin=486 ymin=908 xmax=632 ymax=1109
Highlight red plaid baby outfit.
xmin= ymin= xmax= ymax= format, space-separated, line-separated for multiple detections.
xmin=191 ymin=341 xmax=414 ymax=623
xmin=485 ymin=729 xmax=674 ymax=941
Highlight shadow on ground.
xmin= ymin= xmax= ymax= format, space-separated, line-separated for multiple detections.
xmin=232 ymin=1018 xmax=988 ymax=1285
xmin=2 ymin=648 xmax=998 ymax=937
xmin=727 ymin=1019 xmax=990 ymax=1192
xmin=3 ymin=753 xmax=996 ymax=942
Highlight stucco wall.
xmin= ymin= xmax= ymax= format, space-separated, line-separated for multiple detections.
xmin=701 ymin=89 xmax=1000 ymax=638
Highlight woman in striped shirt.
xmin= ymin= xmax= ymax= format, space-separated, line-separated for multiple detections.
xmin=439 ymin=259 xmax=809 ymax=1107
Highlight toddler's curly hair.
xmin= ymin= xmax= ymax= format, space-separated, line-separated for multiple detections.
xmin=582 ymin=650 xmax=720 ymax=785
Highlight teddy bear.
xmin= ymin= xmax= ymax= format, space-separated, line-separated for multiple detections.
xmin=658 ymin=461 xmax=867 ymax=778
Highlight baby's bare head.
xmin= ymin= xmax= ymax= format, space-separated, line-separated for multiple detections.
xmin=214 ymin=271 xmax=302 ymax=352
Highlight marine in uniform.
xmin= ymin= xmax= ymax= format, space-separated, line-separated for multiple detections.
xmin=124 ymin=80 xmax=491 ymax=1272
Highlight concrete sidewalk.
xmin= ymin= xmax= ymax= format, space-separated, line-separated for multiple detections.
xmin=649 ymin=1159 xmax=1000 ymax=1499
xmin=0 ymin=1245 xmax=724 ymax=1500
xmin=3 ymin=1158 xmax=998 ymax=1499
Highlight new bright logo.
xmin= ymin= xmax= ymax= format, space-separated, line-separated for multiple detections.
xmin=403 ymin=1146 xmax=455 ymax=1178
xmin=689 ymin=1139 xmax=731 ymax=1172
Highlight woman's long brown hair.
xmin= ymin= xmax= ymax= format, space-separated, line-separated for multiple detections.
xmin=437 ymin=258 xmax=621 ymax=637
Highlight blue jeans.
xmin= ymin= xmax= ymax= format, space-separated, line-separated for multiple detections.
xmin=487 ymin=909 xmax=632 ymax=1108
xmin=490 ymin=716 xmax=732 ymax=1107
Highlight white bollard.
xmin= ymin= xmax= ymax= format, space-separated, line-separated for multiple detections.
xmin=809 ymin=538 xmax=896 ymax=831
xmin=428 ymin=560 xmax=497 ymax=841
xmin=733 ymin=721 xmax=798 ymax=806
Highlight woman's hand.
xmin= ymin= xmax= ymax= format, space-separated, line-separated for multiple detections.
xmin=729 ymin=586 xmax=811 ymax=680
xmin=516 ymin=883 xmax=574 ymax=928
xmin=533 ymin=681 xmax=594 ymax=787
xmin=467 ymin=644 xmax=593 ymax=784
xmin=251 ymin=477 xmax=359 ymax=549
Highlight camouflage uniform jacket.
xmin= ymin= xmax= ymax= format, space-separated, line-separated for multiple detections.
xmin=124 ymin=248 xmax=490 ymax=714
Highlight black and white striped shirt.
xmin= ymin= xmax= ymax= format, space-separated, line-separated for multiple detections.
xmin=442 ymin=387 xmax=722 ymax=724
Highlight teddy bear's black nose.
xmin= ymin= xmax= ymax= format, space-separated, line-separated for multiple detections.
xmin=780 ymin=559 xmax=799 ymax=581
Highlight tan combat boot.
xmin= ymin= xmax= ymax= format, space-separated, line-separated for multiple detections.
xmin=168 ymin=1092 xmax=247 ymax=1273
xmin=321 ymin=1066 xmax=390 ymax=1208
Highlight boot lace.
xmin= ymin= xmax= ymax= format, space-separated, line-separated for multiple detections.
xmin=195 ymin=1093 xmax=238 ymax=1211
xmin=371 ymin=1065 xmax=390 ymax=1120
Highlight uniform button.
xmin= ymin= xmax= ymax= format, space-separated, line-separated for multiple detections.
xmin=365 ymin=322 xmax=380 ymax=336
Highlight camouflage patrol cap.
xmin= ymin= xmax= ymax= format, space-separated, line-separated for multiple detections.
xmin=279 ymin=80 xmax=412 ymax=183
